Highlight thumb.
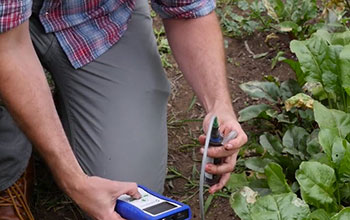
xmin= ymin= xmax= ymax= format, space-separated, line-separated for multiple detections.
xmin=115 ymin=182 xmax=141 ymax=199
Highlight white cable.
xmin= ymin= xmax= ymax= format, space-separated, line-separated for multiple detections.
xmin=199 ymin=115 xmax=216 ymax=220
xmin=199 ymin=116 xmax=238 ymax=220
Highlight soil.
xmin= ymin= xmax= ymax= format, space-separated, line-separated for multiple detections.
xmin=30 ymin=19 xmax=296 ymax=220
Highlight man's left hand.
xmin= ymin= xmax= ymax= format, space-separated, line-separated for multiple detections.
xmin=199 ymin=110 xmax=247 ymax=194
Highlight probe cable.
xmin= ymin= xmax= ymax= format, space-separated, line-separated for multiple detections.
xmin=199 ymin=116 xmax=237 ymax=220
xmin=199 ymin=115 xmax=215 ymax=220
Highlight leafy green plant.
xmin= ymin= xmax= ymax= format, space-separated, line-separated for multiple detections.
xmin=289 ymin=29 xmax=350 ymax=111
xmin=216 ymin=0 xmax=271 ymax=38
xmin=263 ymin=0 xmax=321 ymax=39
xmin=238 ymin=79 xmax=314 ymax=132
xmin=216 ymin=0 xmax=322 ymax=39
xmin=154 ymin=26 xmax=173 ymax=69
xmin=229 ymin=99 xmax=350 ymax=219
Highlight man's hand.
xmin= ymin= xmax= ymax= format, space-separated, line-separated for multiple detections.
xmin=164 ymin=11 xmax=248 ymax=193
xmin=200 ymin=109 xmax=247 ymax=194
xmin=0 ymin=20 xmax=140 ymax=220
xmin=66 ymin=176 xmax=140 ymax=220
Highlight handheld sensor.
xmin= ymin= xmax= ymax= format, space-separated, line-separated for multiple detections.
xmin=116 ymin=185 xmax=191 ymax=220
xmin=204 ymin=118 xmax=237 ymax=185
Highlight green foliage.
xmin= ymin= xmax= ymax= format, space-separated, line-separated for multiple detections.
xmin=296 ymin=161 xmax=337 ymax=212
xmin=289 ymin=30 xmax=350 ymax=111
xmin=216 ymin=0 xmax=321 ymax=39
xmin=263 ymin=0 xmax=320 ymax=39
xmin=331 ymin=208 xmax=350 ymax=219
xmin=154 ymin=26 xmax=173 ymax=69
xmin=230 ymin=187 xmax=310 ymax=220
xmin=216 ymin=0 xmax=267 ymax=38
xmin=264 ymin=162 xmax=292 ymax=194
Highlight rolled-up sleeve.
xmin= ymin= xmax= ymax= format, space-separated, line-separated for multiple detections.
xmin=151 ymin=0 xmax=216 ymax=19
xmin=0 ymin=0 xmax=32 ymax=33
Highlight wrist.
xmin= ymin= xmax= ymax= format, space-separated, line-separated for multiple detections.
xmin=58 ymin=171 xmax=87 ymax=196
xmin=206 ymin=101 xmax=235 ymax=117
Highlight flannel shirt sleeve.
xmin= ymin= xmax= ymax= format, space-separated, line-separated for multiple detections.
xmin=151 ymin=0 xmax=216 ymax=19
xmin=0 ymin=0 xmax=32 ymax=33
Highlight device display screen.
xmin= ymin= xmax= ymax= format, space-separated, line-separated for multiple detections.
xmin=143 ymin=202 xmax=177 ymax=215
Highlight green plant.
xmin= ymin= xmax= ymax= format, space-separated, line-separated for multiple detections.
xmin=263 ymin=0 xmax=321 ymax=39
xmin=228 ymin=100 xmax=350 ymax=218
xmin=216 ymin=0 xmax=322 ymax=39
xmin=289 ymin=29 xmax=350 ymax=112
xmin=154 ymin=26 xmax=173 ymax=69
xmin=216 ymin=0 xmax=270 ymax=38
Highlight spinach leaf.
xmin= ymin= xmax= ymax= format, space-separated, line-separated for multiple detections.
xmin=264 ymin=162 xmax=292 ymax=194
xmin=295 ymin=161 xmax=338 ymax=212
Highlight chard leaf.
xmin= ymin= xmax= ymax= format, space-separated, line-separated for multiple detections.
xmin=282 ymin=126 xmax=308 ymax=159
xmin=250 ymin=193 xmax=310 ymax=220
xmin=245 ymin=157 xmax=273 ymax=173
xmin=290 ymin=36 xmax=326 ymax=84
xmin=262 ymin=0 xmax=281 ymax=22
xmin=279 ymin=79 xmax=303 ymax=101
xmin=339 ymin=183 xmax=350 ymax=201
xmin=264 ymin=162 xmax=292 ymax=194
xmin=314 ymin=101 xmax=350 ymax=138
xmin=339 ymin=45 xmax=350 ymax=96
xmin=295 ymin=161 xmax=337 ymax=212
xmin=306 ymin=129 xmax=322 ymax=156
xmin=331 ymin=137 xmax=347 ymax=165
xmin=320 ymin=45 xmax=343 ymax=99
xmin=308 ymin=209 xmax=330 ymax=220
xmin=284 ymin=93 xmax=314 ymax=111
xmin=338 ymin=141 xmax=350 ymax=182
xmin=260 ymin=133 xmax=283 ymax=156
xmin=331 ymin=31 xmax=350 ymax=46
xmin=331 ymin=208 xmax=350 ymax=220
xmin=238 ymin=104 xmax=271 ymax=122
xmin=230 ymin=187 xmax=257 ymax=220
xmin=226 ymin=173 xmax=249 ymax=193
xmin=318 ymin=128 xmax=338 ymax=158
xmin=282 ymin=59 xmax=305 ymax=85
xmin=291 ymin=35 xmax=343 ymax=100
xmin=248 ymin=178 xmax=271 ymax=196
xmin=239 ymin=81 xmax=280 ymax=103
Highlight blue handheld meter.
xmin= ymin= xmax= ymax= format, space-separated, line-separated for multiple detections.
xmin=116 ymin=185 xmax=191 ymax=220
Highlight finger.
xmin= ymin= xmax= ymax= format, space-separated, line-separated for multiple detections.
xmin=209 ymin=173 xmax=231 ymax=194
xmin=205 ymin=153 xmax=238 ymax=175
xmin=224 ymin=132 xmax=248 ymax=151
xmin=201 ymin=146 xmax=238 ymax=158
xmin=198 ymin=135 xmax=206 ymax=145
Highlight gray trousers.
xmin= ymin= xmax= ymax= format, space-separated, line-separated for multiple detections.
xmin=0 ymin=0 xmax=170 ymax=194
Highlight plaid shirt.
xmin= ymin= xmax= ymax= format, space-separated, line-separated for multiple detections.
xmin=0 ymin=0 xmax=215 ymax=69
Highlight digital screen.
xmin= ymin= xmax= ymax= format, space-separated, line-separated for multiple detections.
xmin=143 ymin=202 xmax=177 ymax=215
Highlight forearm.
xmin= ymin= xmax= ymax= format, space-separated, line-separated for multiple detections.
xmin=163 ymin=12 xmax=234 ymax=115
xmin=0 ymin=21 xmax=85 ymax=191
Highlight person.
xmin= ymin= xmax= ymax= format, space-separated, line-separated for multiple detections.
xmin=0 ymin=0 xmax=248 ymax=219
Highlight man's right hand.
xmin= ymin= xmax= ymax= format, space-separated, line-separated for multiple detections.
xmin=66 ymin=176 xmax=141 ymax=220
xmin=0 ymin=21 xmax=140 ymax=220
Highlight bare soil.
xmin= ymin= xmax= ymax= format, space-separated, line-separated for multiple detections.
xmin=31 ymin=22 xmax=295 ymax=220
